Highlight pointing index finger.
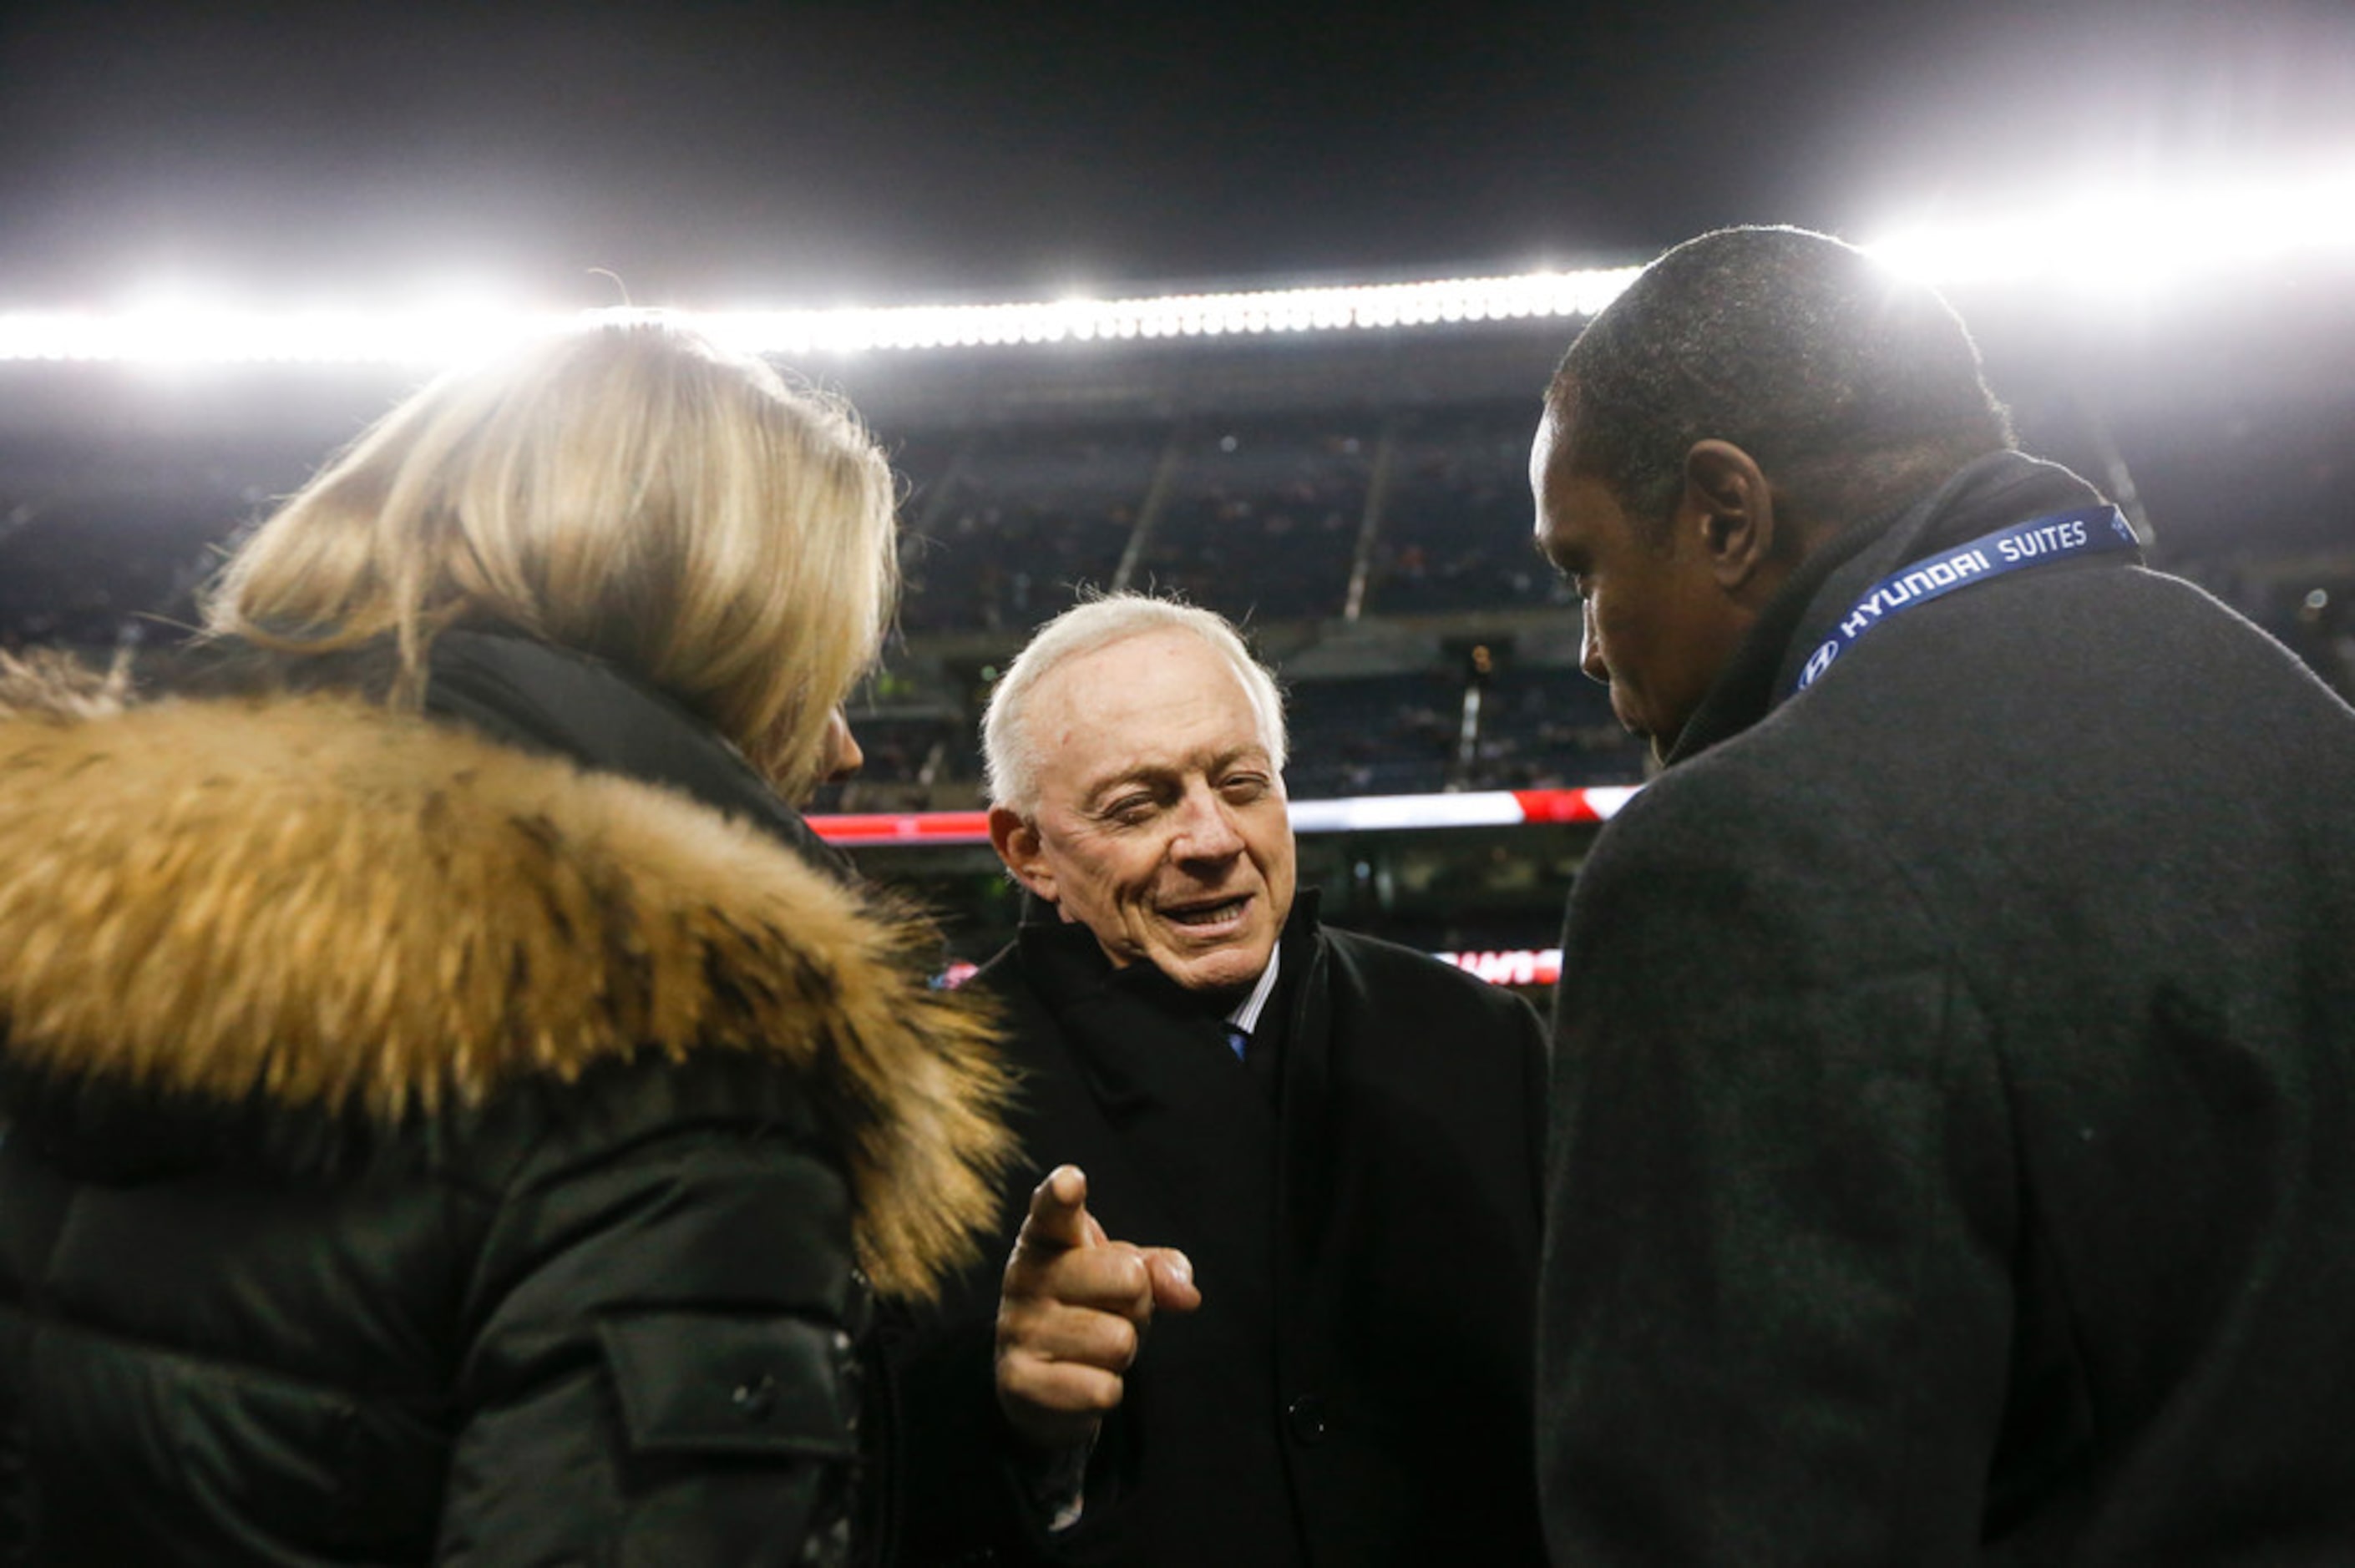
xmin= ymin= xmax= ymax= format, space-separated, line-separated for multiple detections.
xmin=1018 ymin=1164 xmax=1100 ymax=1252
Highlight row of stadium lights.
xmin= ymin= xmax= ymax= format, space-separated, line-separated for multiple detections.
xmin=0 ymin=269 xmax=1644 ymax=366
xmin=701 ymin=268 xmax=1648 ymax=354
xmin=3 ymin=159 xmax=2350 ymax=365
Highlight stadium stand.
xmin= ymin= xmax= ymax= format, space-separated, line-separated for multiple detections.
xmin=1282 ymin=669 xmax=1464 ymax=798
xmin=1367 ymin=407 xmax=1575 ymax=616
xmin=0 ymin=490 xmax=230 ymax=653
xmin=1466 ymin=663 xmax=1647 ymax=789
xmin=1127 ymin=417 xmax=1374 ymax=624
xmin=2 ymin=310 xmax=2348 ymax=964
xmin=896 ymin=425 xmax=1157 ymax=634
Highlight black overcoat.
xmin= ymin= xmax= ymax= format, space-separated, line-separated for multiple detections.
xmin=1539 ymin=451 xmax=2355 ymax=1564
xmin=883 ymin=895 xmax=1548 ymax=1567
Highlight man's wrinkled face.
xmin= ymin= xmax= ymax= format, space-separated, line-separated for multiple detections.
xmin=995 ymin=629 xmax=1296 ymax=995
xmin=1531 ymin=407 xmax=1745 ymax=762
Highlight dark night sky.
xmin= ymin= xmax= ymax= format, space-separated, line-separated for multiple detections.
xmin=2 ymin=0 xmax=2352 ymax=310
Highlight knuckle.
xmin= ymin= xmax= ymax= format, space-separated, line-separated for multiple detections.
xmin=1103 ymin=1247 xmax=1149 ymax=1294
xmin=1107 ymin=1320 xmax=1141 ymax=1368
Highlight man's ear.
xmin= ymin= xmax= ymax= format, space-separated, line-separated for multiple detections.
xmin=988 ymin=805 xmax=1057 ymax=903
xmin=1679 ymin=439 xmax=1781 ymax=593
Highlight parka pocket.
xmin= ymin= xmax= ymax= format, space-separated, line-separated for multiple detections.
xmin=595 ymin=1311 xmax=861 ymax=1565
xmin=596 ymin=1310 xmax=858 ymax=1462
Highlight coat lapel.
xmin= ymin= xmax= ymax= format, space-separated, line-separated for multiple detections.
xmin=1270 ymin=903 xmax=1341 ymax=1257
xmin=1014 ymin=923 xmax=1279 ymax=1263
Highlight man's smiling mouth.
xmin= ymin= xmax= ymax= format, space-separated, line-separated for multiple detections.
xmin=1165 ymin=896 xmax=1248 ymax=928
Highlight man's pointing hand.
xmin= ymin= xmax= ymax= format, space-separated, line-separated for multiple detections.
xmin=995 ymin=1165 xmax=1202 ymax=1454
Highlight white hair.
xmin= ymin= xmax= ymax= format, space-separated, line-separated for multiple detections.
xmin=982 ymin=594 xmax=1289 ymax=817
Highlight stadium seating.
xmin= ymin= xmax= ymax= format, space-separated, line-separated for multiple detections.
xmin=1367 ymin=410 xmax=1574 ymax=616
xmin=3 ymin=370 xmax=2348 ymax=816
xmin=1128 ymin=419 xmax=1373 ymax=624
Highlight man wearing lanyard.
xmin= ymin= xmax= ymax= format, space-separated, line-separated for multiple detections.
xmin=1531 ymin=225 xmax=2355 ymax=1564
xmin=881 ymin=594 xmax=1547 ymax=1567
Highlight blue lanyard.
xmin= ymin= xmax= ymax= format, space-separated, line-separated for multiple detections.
xmin=1789 ymin=505 xmax=2138 ymax=697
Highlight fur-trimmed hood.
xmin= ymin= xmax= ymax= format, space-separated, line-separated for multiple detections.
xmin=0 ymin=665 xmax=1011 ymax=1300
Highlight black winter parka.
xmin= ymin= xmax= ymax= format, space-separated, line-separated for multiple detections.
xmin=0 ymin=635 xmax=1010 ymax=1567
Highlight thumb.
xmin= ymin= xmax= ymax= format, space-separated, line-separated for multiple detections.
xmin=1142 ymin=1247 xmax=1202 ymax=1313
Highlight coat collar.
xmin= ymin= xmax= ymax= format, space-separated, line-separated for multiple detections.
xmin=1000 ymin=889 xmax=1325 ymax=1104
xmin=0 ymin=663 xmax=1011 ymax=1299
xmin=176 ymin=630 xmax=856 ymax=881
xmin=1010 ymin=888 xmax=1324 ymax=1014
xmin=421 ymin=630 xmax=857 ymax=881
xmin=1664 ymin=451 xmax=2122 ymax=766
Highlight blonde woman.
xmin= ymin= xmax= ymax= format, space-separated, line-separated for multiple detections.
xmin=0 ymin=318 xmax=1009 ymax=1565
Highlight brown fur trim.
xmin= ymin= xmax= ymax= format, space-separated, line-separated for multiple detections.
xmin=0 ymin=648 xmax=132 ymax=721
xmin=0 ymin=684 xmax=1012 ymax=1299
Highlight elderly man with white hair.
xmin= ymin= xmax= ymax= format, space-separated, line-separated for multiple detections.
xmin=879 ymin=594 xmax=1547 ymax=1568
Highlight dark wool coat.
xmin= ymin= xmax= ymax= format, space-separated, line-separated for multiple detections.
xmin=880 ymin=897 xmax=1548 ymax=1568
xmin=0 ymin=634 xmax=1010 ymax=1567
xmin=1539 ymin=451 xmax=2355 ymax=1565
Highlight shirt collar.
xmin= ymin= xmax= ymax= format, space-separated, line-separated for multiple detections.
xmin=1225 ymin=943 xmax=1282 ymax=1035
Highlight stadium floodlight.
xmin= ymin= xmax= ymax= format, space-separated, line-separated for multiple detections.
xmin=0 ymin=276 xmax=569 ymax=368
xmin=1863 ymin=154 xmax=2355 ymax=299
xmin=0 ymin=302 xmax=568 ymax=367
xmin=6 ymin=152 xmax=2351 ymax=369
xmin=0 ymin=267 xmax=1645 ymax=367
